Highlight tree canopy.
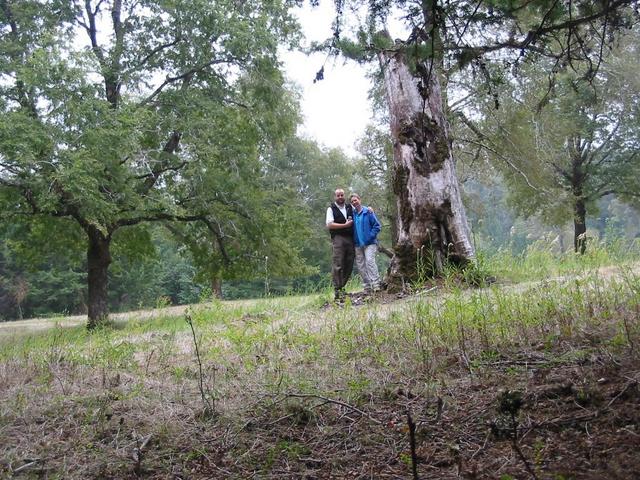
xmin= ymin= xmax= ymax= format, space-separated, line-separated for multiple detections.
xmin=467 ymin=29 xmax=640 ymax=252
xmin=0 ymin=0 xmax=303 ymax=326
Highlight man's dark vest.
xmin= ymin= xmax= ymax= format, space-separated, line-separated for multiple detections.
xmin=330 ymin=203 xmax=353 ymax=239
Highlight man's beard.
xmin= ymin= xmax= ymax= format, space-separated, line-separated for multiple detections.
xmin=336 ymin=199 xmax=345 ymax=205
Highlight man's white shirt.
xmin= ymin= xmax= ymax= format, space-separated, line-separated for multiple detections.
xmin=326 ymin=203 xmax=348 ymax=226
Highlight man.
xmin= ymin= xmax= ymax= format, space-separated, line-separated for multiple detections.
xmin=326 ymin=188 xmax=355 ymax=301
xmin=350 ymin=193 xmax=381 ymax=294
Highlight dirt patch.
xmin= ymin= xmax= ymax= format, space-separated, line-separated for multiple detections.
xmin=2 ymin=319 xmax=638 ymax=478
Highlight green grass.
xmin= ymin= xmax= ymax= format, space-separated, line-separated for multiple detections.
xmin=481 ymin=237 xmax=640 ymax=283
xmin=1 ymin=245 xmax=638 ymax=395
xmin=1 ymin=249 xmax=639 ymax=478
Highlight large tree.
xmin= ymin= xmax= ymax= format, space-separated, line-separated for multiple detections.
xmin=479 ymin=36 xmax=640 ymax=253
xmin=0 ymin=0 xmax=299 ymax=327
xmin=325 ymin=0 xmax=637 ymax=286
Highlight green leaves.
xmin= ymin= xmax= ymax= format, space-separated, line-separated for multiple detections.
xmin=479 ymin=30 xmax=640 ymax=232
xmin=0 ymin=0 xmax=308 ymax=321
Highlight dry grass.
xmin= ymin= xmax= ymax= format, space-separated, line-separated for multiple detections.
xmin=1 ymin=264 xmax=639 ymax=478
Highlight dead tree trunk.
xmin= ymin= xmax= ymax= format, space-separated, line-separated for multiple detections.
xmin=379 ymin=47 xmax=474 ymax=290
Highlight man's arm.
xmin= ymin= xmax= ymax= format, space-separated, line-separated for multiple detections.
xmin=327 ymin=220 xmax=354 ymax=230
xmin=326 ymin=207 xmax=353 ymax=230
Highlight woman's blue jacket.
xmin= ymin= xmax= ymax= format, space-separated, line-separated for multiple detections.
xmin=353 ymin=206 xmax=381 ymax=247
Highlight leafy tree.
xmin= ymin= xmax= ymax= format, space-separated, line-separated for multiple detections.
xmin=107 ymin=226 xmax=204 ymax=310
xmin=479 ymin=36 xmax=640 ymax=253
xmin=0 ymin=0 xmax=300 ymax=326
xmin=170 ymin=177 xmax=315 ymax=299
xmin=595 ymin=196 xmax=640 ymax=242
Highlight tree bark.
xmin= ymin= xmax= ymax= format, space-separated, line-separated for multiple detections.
xmin=211 ymin=276 xmax=223 ymax=299
xmin=574 ymin=197 xmax=587 ymax=255
xmin=571 ymin=141 xmax=587 ymax=255
xmin=87 ymin=227 xmax=112 ymax=329
xmin=379 ymin=47 xmax=474 ymax=290
xmin=556 ymin=228 xmax=566 ymax=254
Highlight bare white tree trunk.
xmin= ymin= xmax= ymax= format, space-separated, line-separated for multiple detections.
xmin=380 ymin=48 xmax=474 ymax=289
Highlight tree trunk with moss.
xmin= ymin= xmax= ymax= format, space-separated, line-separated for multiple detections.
xmin=379 ymin=48 xmax=474 ymax=290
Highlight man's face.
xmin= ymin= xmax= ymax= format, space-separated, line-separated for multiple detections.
xmin=334 ymin=190 xmax=345 ymax=205
xmin=350 ymin=196 xmax=361 ymax=209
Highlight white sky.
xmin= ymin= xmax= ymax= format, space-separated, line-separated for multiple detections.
xmin=280 ymin=3 xmax=374 ymax=156
xmin=74 ymin=2 xmax=382 ymax=157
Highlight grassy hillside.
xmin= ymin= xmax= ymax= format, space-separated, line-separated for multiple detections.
xmin=1 ymin=245 xmax=639 ymax=479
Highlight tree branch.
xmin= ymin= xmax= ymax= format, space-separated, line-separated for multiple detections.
xmin=446 ymin=0 xmax=634 ymax=62
xmin=203 ymin=218 xmax=231 ymax=266
xmin=138 ymin=59 xmax=231 ymax=107
xmin=134 ymin=38 xmax=183 ymax=69
xmin=0 ymin=178 xmax=40 ymax=214
xmin=137 ymin=131 xmax=182 ymax=194
xmin=457 ymin=112 xmax=542 ymax=192
xmin=83 ymin=0 xmax=106 ymax=66
xmin=134 ymin=160 xmax=187 ymax=180
xmin=114 ymin=212 xmax=207 ymax=229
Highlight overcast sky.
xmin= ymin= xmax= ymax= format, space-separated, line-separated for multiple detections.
xmin=280 ymin=3 xmax=374 ymax=156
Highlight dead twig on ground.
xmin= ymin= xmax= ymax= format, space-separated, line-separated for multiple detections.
xmin=132 ymin=433 xmax=152 ymax=477
xmin=407 ymin=410 xmax=420 ymax=480
xmin=606 ymin=379 xmax=638 ymax=408
xmin=284 ymin=393 xmax=382 ymax=424
xmin=185 ymin=313 xmax=215 ymax=416
xmin=12 ymin=459 xmax=42 ymax=474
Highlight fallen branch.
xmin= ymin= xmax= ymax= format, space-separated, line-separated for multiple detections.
xmin=606 ymin=379 xmax=638 ymax=408
xmin=12 ymin=459 xmax=42 ymax=474
xmin=407 ymin=410 xmax=420 ymax=480
xmin=415 ymin=286 xmax=438 ymax=296
xmin=285 ymin=393 xmax=381 ymax=424
xmin=524 ymin=411 xmax=599 ymax=432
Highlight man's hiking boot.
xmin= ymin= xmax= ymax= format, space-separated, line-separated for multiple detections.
xmin=364 ymin=285 xmax=382 ymax=296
